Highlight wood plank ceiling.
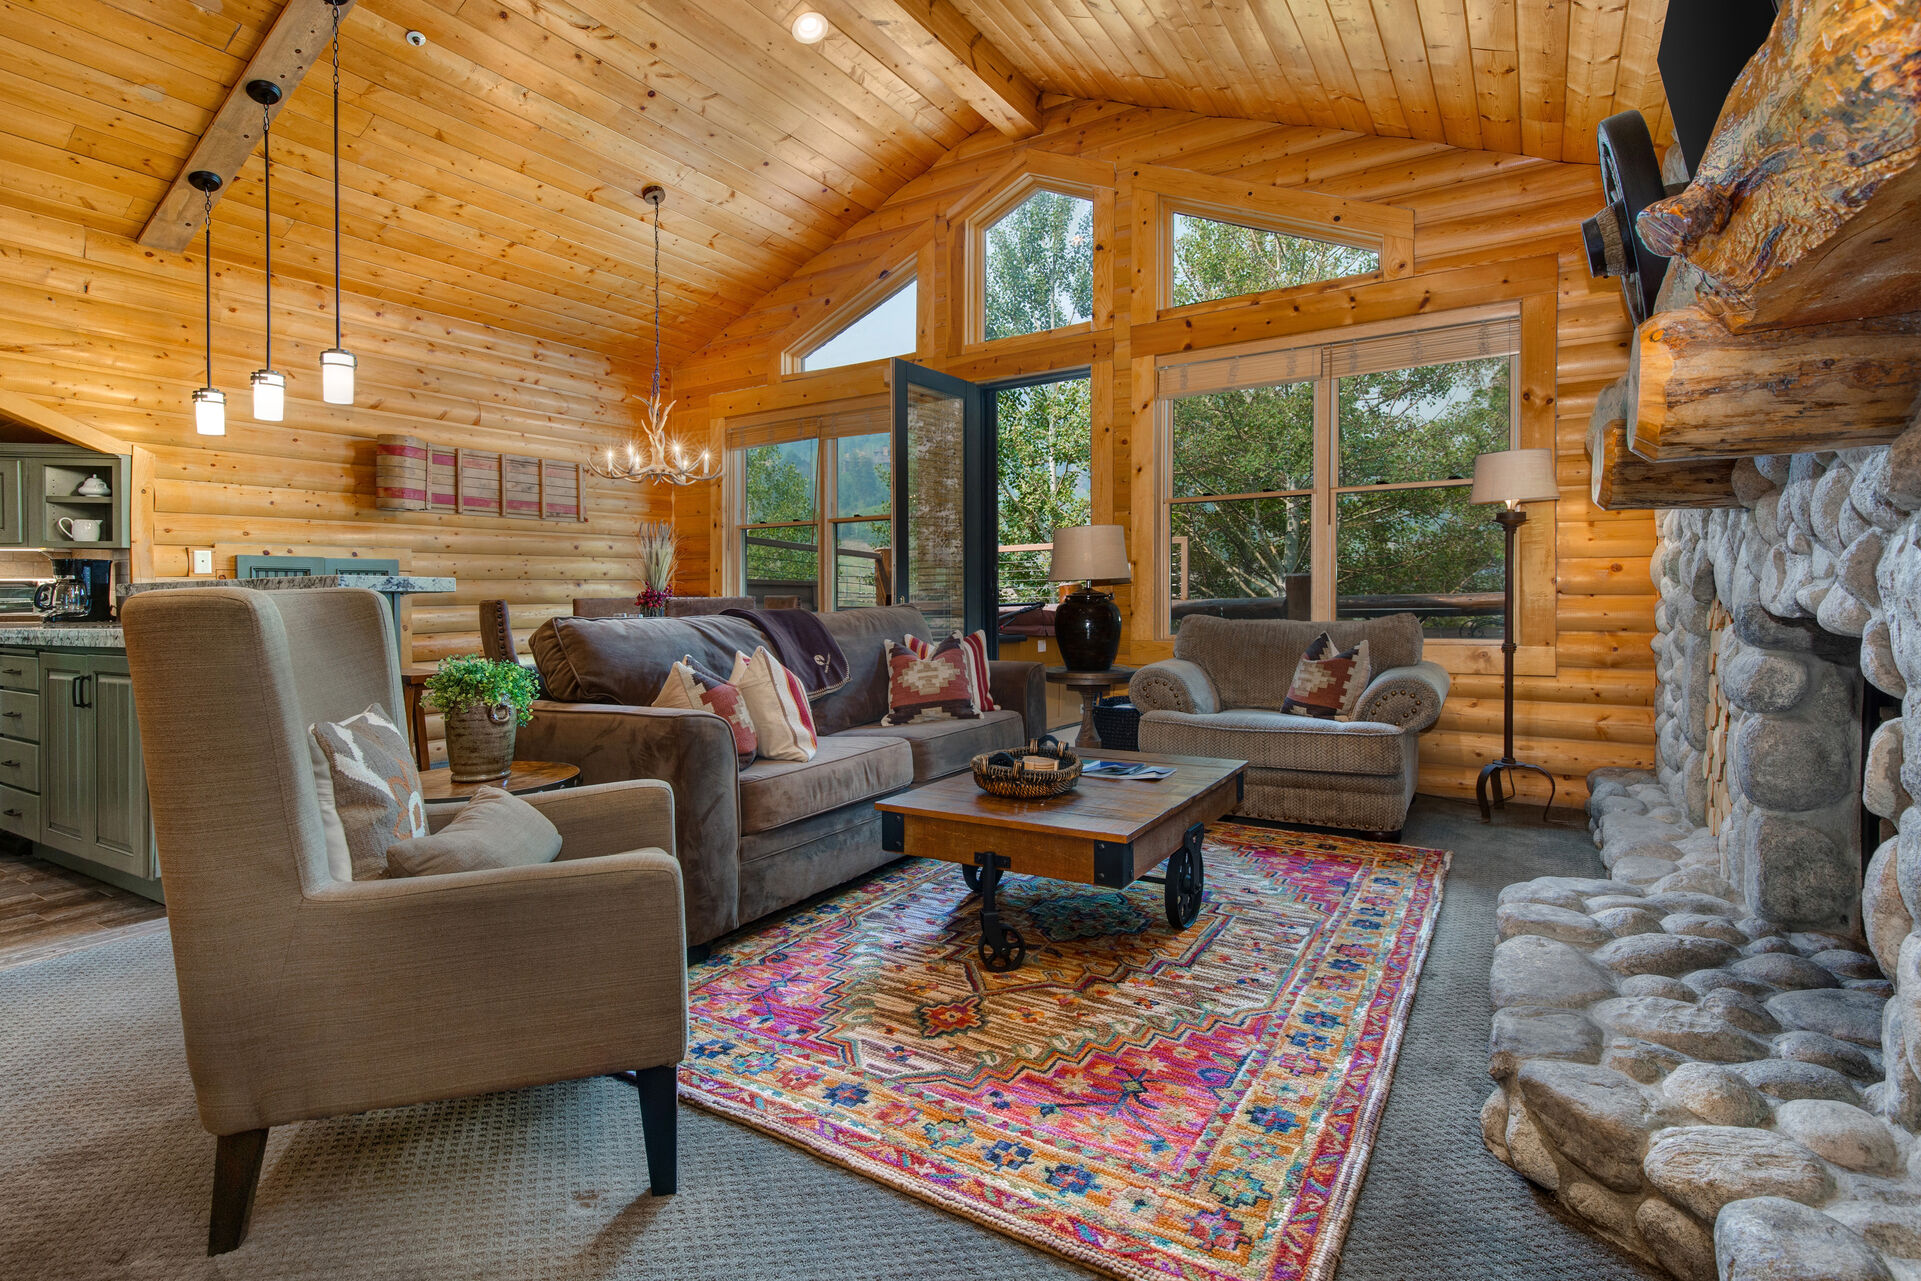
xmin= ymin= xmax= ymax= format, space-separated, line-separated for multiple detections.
xmin=1 ymin=0 xmax=1667 ymax=369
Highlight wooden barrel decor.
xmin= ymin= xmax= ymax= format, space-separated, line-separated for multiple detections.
xmin=375 ymin=435 xmax=429 ymax=511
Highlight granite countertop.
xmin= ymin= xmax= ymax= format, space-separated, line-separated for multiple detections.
xmin=0 ymin=623 xmax=125 ymax=649
xmin=121 ymin=574 xmax=456 ymax=596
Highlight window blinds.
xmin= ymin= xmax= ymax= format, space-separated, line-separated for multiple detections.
xmin=1157 ymin=316 xmax=1521 ymax=399
xmin=722 ymin=394 xmax=890 ymax=450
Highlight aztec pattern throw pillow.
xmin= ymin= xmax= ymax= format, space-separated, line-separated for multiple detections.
xmin=310 ymin=703 xmax=430 ymax=880
xmin=654 ymin=654 xmax=759 ymax=768
xmin=902 ymin=629 xmax=998 ymax=711
xmin=1280 ymin=633 xmax=1372 ymax=721
xmin=882 ymin=636 xmax=983 ymax=726
xmin=730 ymin=646 xmax=819 ymax=762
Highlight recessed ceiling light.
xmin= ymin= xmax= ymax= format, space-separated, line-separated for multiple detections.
xmin=791 ymin=10 xmax=828 ymax=43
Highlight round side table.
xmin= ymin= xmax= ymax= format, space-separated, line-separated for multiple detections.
xmin=1045 ymin=667 xmax=1136 ymax=748
xmin=419 ymin=759 xmax=579 ymax=802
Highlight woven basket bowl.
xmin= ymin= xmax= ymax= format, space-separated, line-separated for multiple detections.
xmin=971 ymin=736 xmax=1082 ymax=799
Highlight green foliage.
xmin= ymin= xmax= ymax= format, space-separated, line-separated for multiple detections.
xmin=424 ymin=655 xmax=540 ymax=727
xmin=1170 ymin=356 xmax=1512 ymax=637
xmin=743 ymin=440 xmax=816 ymax=525
xmin=1171 ymin=214 xmax=1378 ymax=307
xmin=983 ymin=190 xmax=1094 ymax=341
xmin=996 ymin=378 xmax=1091 ymax=599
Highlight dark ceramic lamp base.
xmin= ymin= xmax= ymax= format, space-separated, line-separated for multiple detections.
xmin=1055 ymin=586 xmax=1121 ymax=672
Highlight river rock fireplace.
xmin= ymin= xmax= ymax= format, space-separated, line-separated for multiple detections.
xmin=1484 ymin=426 xmax=1921 ymax=1281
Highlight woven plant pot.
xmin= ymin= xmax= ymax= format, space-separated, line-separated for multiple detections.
xmin=443 ymin=701 xmax=516 ymax=782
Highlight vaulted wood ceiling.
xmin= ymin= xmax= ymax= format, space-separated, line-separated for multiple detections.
xmin=1 ymin=0 xmax=1669 ymax=365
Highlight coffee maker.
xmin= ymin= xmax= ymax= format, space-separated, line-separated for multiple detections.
xmin=34 ymin=558 xmax=114 ymax=623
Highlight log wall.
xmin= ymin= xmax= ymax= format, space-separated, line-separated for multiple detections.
xmin=668 ymin=100 xmax=1658 ymax=807
xmin=0 ymin=202 xmax=663 ymax=672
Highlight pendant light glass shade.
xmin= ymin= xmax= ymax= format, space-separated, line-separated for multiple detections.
xmin=251 ymin=369 xmax=286 ymax=422
xmin=188 ymin=169 xmax=225 ymax=436
xmin=193 ymin=386 xmax=226 ymax=437
xmin=320 ymin=347 xmax=355 ymax=404
xmin=320 ymin=1 xmax=357 ymax=406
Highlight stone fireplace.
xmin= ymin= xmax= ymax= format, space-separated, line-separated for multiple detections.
xmin=1483 ymin=426 xmax=1921 ymax=1281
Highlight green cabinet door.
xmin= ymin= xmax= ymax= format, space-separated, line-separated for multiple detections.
xmin=0 ymin=460 xmax=23 ymax=545
xmin=88 ymin=657 xmax=150 ymax=878
xmin=39 ymin=654 xmax=91 ymax=857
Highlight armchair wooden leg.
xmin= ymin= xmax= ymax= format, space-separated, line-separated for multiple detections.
xmin=633 ymin=1064 xmax=679 ymax=1196
xmin=208 ymin=1128 xmax=268 ymax=1255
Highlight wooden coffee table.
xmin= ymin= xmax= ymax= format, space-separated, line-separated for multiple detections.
xmin=876 ymin=748 xmax=1246 ymax=971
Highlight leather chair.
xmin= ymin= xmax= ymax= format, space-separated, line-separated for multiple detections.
xmin=121 ymin=587 xmax=688 ymax=1254
xmin=479 ymin=597 xmax=518 ymax=663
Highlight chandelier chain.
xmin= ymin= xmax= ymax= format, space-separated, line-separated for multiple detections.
xmin=331 ymin=5 xmax=343 ymax=347
xmin=203 ymin=187 xmax=214 ymax=387
xmin=261 ymin=97 xmax=272 ymax=370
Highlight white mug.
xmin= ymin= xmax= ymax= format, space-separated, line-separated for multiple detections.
xmin=57 ymin=517 xmax=103 ymax=542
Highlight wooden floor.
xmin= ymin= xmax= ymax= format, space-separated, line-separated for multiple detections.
xmin=0 ymin=842 xmax=165 ymax=971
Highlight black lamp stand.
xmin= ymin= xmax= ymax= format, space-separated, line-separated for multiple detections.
xmin=1476 ymin=506 xmax=1556 ymax=823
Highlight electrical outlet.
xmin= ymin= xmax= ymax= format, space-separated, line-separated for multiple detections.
xmin=1037 ymin=639 xmax=1047 ymax=653
xmin=190 ymin=548 xmax=214 ymax=575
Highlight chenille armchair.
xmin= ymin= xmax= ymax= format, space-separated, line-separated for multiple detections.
xmin=1129 ymin=613 xmax=1450 ymax=837
xmin=121 ymin=587 xmax=688 ymax=1254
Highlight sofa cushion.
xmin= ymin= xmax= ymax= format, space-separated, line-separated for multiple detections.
xmin=1173 ymin=613 xmax=1421 ymax=711
xmin=837 ymin=709 xmax=1024 ymax=782
xmin=1138 ymin=708 xmax=1408 ymax=776
xmin=812 ymin=605 xmax=932 ymax=736
xmin=737 ymin=734 xmax=911 ymax=836
xmin=529 ymin=614 xmax=763 ymax=706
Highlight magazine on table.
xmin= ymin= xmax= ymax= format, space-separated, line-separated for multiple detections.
xmin=1080 ymin=758 xmax=1176 ymax=781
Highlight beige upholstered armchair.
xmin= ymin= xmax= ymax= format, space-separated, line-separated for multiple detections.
xmin=121 ymin=587 xmax=688 ymax=1255
xmin=1130 ymin=614 xmax=1450 ymax=837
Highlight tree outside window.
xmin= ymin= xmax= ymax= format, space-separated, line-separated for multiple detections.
xmin=983 ymin=190 xmax=1094 ymax=342
xmin=995 ymin=378 xmax=1091 ymax=601
xmin=1171 ymin=213 xmax=1378 ymax=307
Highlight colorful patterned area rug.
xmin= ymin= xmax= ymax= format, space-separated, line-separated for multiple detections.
xmin=681 ymin=823 xmax=1449 ymax=1281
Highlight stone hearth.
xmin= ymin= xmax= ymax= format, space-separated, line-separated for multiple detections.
xmin=1484 ymin=424 xmax=1921 ymax=1281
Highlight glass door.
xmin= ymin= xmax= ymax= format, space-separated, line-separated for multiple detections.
xmin=892 ymin=360 xmax=990 ymax=639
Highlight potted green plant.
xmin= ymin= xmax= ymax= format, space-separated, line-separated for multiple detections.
xmin=424 ymin=654 xmax=540 ymax=782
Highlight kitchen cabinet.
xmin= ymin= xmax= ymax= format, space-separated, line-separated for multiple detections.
xmin=0 ymin=446 xmax=131 ymax=550
xmin=33 ymin=650 xmax=156 ymax=890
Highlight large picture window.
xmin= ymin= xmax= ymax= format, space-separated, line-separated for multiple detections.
xmin=994 ymin=374 xmax=1092 ymax=601
xmin=1161 ymin=317 xmax=1520 ymax=638
xmin=734 ymin=416 xmax=892 ymax=609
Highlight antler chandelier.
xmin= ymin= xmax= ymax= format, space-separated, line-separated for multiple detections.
xmin=589 ymin=185 xmax=718 ymax=485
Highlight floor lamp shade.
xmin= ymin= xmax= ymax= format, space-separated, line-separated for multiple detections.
xmin=1470 ymin=448 xmax=1558 ymax=506
xmin=1048 ymin=525 xmax=1129 ymax=672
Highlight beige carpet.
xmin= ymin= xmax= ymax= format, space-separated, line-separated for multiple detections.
xmin=0 ymin=927 xmax=1080 ymax=1280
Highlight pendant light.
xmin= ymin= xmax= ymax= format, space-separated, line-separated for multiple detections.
xmin=246 ymin=79 xmax=287 ymax=422
xmin=319 ymin=0 xmax=356 ymax=405
xmin=188 ymin=170 xmax=226 ymax=437
xmin=585 ymin=186 xmax=718 ymax=485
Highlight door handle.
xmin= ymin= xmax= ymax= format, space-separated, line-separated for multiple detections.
xmin=2 ymin=711 xmax=20 ymax=720
xmin=71 ymin=678 xmax=80 ymax=708
xmin=0 ymin=760 xmax=17 ymax=768
xmin=3 ymin=809 xmax=20 ymax=819
xmin=79 ymin=674 xmax=91 ymax=709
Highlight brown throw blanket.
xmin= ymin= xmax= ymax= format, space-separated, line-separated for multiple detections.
xmin=721 ymin=607 xmax=849 ymax=698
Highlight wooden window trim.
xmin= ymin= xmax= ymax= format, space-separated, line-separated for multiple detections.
xmin=958 ymin=169 xmax=1116 ymax=354
xmin=1135 ymin=291 xmax=1559 ymax=678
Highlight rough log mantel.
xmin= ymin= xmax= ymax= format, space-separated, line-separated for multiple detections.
xmin=1627 ymin=306 xmax=1921 ymax=461
xmin=1586 ymin=378 xmax=1738 ymax=508
xmin=1633 ymin=0 xmax=1920 ymax=331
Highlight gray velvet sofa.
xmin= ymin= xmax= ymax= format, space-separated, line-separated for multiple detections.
xmin=518 ymin=604 xmax=1044 ymax=947
xmin=1128 ymin=613 xmax=1449 ymax=836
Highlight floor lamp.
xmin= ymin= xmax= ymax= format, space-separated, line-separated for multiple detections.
xmin=1470 ymin=448 xmax=1560 ymax=823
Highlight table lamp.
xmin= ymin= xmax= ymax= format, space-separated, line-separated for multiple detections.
xmin=1048 ymin=525 xmax=1130 ymax=672
xmin=1470 ymin=448 xmax=1559 ymax=823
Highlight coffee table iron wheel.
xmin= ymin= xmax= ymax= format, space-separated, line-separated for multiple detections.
xmin=959 ymin=821 xmax=1207 ymax=972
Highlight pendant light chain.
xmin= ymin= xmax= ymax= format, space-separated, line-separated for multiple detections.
xmin=261 ymin=96 xmax=272 ymax=373
xmin=331 ymin=6 xmax=342 ymax=348
xmin=652 ymin=198 xmax=662 ymax=403
xmin=203 ymin=187 xmax=215 ymax=389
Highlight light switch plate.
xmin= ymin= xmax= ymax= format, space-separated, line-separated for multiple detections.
xmin=190 ymin=548 xmax=214 ymax=575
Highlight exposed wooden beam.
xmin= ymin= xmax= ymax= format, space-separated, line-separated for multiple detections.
xmin=1626 ymin=306 xmax=1921 ymax=461
xmin=1635 ymin=0 xmax=1921 ymax=331
xmin=0 ymin=388 xmax=129 ymax=457
xmin=873 ymin=0 xmax=1042 ymax=138
xmin=1586 ymin=379 xmax=1737 ymax=509
xmin=138 ymin=0 xmax=358 ymax=253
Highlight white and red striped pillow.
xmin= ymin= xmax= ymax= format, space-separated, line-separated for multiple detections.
xmin=902 ymin=629 xmax=997 ymax=712
xmin=729 ymin=646 xmax=819 ymax=762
